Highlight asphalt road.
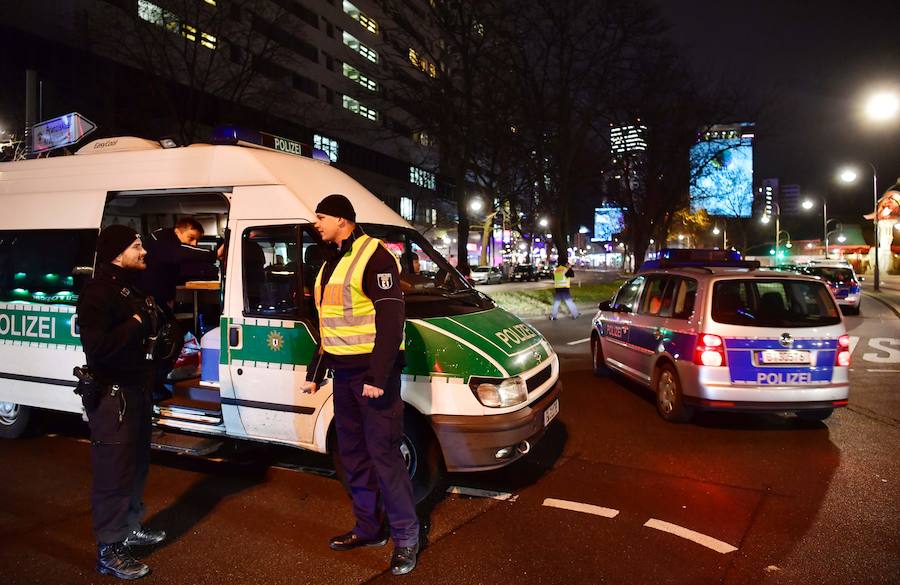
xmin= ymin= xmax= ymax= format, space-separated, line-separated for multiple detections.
xmin=1 ymin=293 xmax=898 ymax=584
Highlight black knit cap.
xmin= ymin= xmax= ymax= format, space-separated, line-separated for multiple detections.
xmin=96 ymin=224 xmax=140 ymax=263
xmin=315 ymin=193 xmax=356 ymax=222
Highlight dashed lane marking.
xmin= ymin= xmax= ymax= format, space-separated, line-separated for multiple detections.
xmin=643 ymin=518 xmax=738 ymax=554
xmin=865 ymin=369 xmax=900 ymax=373
xmin=542 ymin=498 xmax=620 ymax=518
xmin=447 ymin=486 xmax=517 ymax=501
xmin=566 ymin=338 xmax=591 ymax=346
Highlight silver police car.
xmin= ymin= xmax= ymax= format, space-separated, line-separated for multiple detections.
xmin=591 ymin=249 xmax=851 ymax=423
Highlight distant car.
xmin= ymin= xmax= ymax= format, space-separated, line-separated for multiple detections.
xmin=471 ymin=266 xmax=503 ymax=284
xmin=535 ymin=265 xmax=553 ymax=280
xmin=511 ymin=264 xmax=537 ymax=282
xmin=801 ymin=261 xmax=862 ymax=315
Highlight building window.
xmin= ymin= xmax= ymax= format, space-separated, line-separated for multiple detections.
xmin=204 ymin=0 xmax=217 ymax=6
xmin=426 ymin=207 xmax=437 ymax=225
xmin=410 ymin=166 xmax=436 ymax=190
xmin=408 ymin=48 xmax=437 ymax=78
xmin=138 ymin=0 xmax=215 ymax=50
xmin=400 ymin=197 xmax=414 ymax=221
xmin=343 ymin=31 xmax=378 ymax=63
xmin=342 ymin=63 xmax=377 ymax=92
xmin=343 ymin=1 xmax=378 ymax=34
xmin=342 ymin=95 xmax=378 ymax=121
xmin=314 ymin=134 xmax=339 ymax=162
xmin=413 ymin=130 xmax=434 ymax=147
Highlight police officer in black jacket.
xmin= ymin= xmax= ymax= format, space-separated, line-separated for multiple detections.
xmin=300 ymin=194 xmax=420 ymax=576
xmin=77 ymin=225 xmax=167 ymax=580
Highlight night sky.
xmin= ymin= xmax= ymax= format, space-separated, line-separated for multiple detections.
xmin=657 ymin=0 xmax=900 ymax=234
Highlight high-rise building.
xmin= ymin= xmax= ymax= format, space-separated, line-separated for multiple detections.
xmin=757 ymin=178 xmax=780 ymax=219
xmin=780 ymin=184 xmax=802 ymax=216
xmin=610 ymin=124 xmax=647 ymax=155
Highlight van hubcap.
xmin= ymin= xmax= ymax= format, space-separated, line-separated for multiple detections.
xmin=658 ymin=372 xmax=676 ymax=414
xmin=0 ymin=402 xmax=19 ymax=425
xmin=400 ymin=436 xmax=418 ymax=478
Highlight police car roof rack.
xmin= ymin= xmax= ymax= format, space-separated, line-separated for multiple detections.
xmin=208 ymin=125 xmax=331 ymax=163
xmin=639 ymin=248 xmax=761 ymax=272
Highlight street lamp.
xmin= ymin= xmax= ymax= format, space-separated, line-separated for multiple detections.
xmin=761 ymin=199 xmax=782 ymax=262
xmin=539 ymin=217 xmax=549 ymax=228
xmin=469 ymin=198 xmax=484 ymax=213
xmin=712 ymin=224 xmax=726 ymax=248
xmin=864 ymin=91 xmax=900 ymax=122
xmin=839 ymin=162 xmax=880 ymax=291
xmin=801 ymin=195 xmax=833 ymax=258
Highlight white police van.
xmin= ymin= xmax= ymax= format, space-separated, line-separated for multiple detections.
xmin=0 ymin=128 xmax=561 ymax=499
xmin=590 ymin=249 xmax=850 ymax=422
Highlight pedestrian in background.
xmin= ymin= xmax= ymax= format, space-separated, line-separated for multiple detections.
xmin=300 ymin=194 xmax=420 ymax=576
xmin=77 ymin=225 xmax=168 ymax=580
xmin=550 ymin=261 xmax=580 ymax=320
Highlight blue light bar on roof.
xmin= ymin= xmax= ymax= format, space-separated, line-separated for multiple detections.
xmin=640 ymin=248 xmax=759 ymax=271
xmin=210 ymin=125 xmax=331 ymax=163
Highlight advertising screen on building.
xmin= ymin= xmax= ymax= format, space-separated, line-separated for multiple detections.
xmin=690 ymin=130 xmax=754 ymax=217
xmin=592 ymin=207 xmax=624 ymax=242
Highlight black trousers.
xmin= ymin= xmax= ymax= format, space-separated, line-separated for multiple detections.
xmin=332 ymin=365 xmax=419 ymax=548
xmin=83 ymin=383 xmax=153 ymax=544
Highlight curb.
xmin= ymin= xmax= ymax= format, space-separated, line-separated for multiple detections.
xmin=862 ymin=292 xmax=900 ymax=319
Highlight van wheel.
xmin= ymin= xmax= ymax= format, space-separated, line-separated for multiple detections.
xmin=591 ymin=336 xmax=609 ymax=377
xmin=796 ymin=409 xmax=833 ymax=422
xmin=329 ymin=409 xmax=445 ymax=504
xmin=654 ymin=364 xmax=693 ymax=423
xmin=0 ymin=402 xmax=31 ymax=439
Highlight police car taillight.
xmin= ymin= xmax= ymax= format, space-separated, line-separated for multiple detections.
xmin=836 ymin=334 xmax=851 ymax=367
xmin=694 ymin=333 xmax=727 ymax=367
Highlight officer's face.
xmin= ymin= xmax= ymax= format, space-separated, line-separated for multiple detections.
xmin=116 ymin=239 xmax=147 ymax=270
xmin=315 ymin=213 xmax=342 ymax=243
xmin=175 ymin=227 xmax=202 ymax=246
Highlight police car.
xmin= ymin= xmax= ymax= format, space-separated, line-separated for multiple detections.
xmin=590 ymin=249 xmax=850 ymax=423
xmin=801 ymin=259 xmax=862 ymax=315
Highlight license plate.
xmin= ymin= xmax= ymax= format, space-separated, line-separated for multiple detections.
xmin=543 ymin=399 xmax=559 ymax=427
xmin=759 ymin=349 xmax=811 ymax=364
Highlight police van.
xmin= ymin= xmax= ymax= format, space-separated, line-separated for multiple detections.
xmin=0 ymin=128 xmax=561 ymax=499
xmin=590 ymin=249 xmax=850 ymax=423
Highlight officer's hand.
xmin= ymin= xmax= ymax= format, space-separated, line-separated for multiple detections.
xmin=216 ymin=244 xmax=225 ymax=259
xmin=362 ymin=384 xmax=384 ymax=398
xmin=300 ymin=381 xmax=318 ymax=394
xmin=133 ymin=313 xmax=143 ymax=324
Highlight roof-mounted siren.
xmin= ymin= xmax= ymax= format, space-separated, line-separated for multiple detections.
xmin=209 ymin=125 xmax=331 ymax=163
xmin=639 ymin=248 xmax=760 ymax=271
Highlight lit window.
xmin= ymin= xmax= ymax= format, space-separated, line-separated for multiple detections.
xmin=200 ymin=32 xmax=217 ymax=50
xmin=408 ymin=48 xmax=437 ymax=78
xmin=342 ymin=63 xmax=377 ymax=92
xmin=343 ymin=32 xmax=378 ymax=63
xmin=314 ymin=134 xmax=339 ymax=162
xmin=343 ymin=1 xmax=378 ymax=34
xmin=426 ymin=207 xmax=437 ymax=225
xmin=413 ymin=131 xmax=434 ymax=147
xmin=342 ymin=95 xmax=378 ymax=121
xmin=410 ymin=166 xmax=436 ymax=190
xmin=182 ymin=23 xmax=197 ymax=42
xmin=138 ymin=0 xmax=163 ymax=25
xmin=400 ymin=197 xmax=414 ymax=221
xmin=204 ymin=0 xmax=217 ymax=5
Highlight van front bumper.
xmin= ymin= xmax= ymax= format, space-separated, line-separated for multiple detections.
xmin=430 ymin=380 xmax=562 ymax=472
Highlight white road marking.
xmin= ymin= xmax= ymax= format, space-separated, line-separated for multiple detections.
xmin=542 ymin=498 xmax=620 ymax=518
xmin=862 ymin=338 xmax=900 ymax=363
xmin=865 ymin=369 xmax=900 ymax=373
xmin=849 ymin=336 xmax=860 ymax=355
xmin=643 ymin=518 xmax=737 ymax=554
xmin=447 ymin=486 xmax=517 ymax=501
xmin=566 ymin=337 xmax=591 ymax=346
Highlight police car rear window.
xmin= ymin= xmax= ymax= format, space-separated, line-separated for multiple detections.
xmin=711 ymin=279 xmax=840 ymax=327
xmin=803 ymin=267 xmax=855 ymax=282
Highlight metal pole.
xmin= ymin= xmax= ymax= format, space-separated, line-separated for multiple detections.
xmin=775 ymin=203 xmax=780 ymax=265
xmin=823 ymin=198 xmax=828 ymax=259
xmin=723 ymin=223 xmax=727 ymax=249
xmin=872 ymin=164 xmax=880 ymax=292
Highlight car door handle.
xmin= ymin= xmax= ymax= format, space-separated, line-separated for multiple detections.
xmin=229 ymin=325 xmax=242 ymax=348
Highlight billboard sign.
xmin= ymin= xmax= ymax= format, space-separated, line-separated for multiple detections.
xmin=592 ymin=207 xmax=625 ymax=242
xmin=690 ymin=128 xmax=753 ymax=217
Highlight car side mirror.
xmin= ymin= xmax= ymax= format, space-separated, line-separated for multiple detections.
xmin=858 ymin=276 xmax=865 ymax=282
xmin=598 ymin=300 xmax=615 ymax=312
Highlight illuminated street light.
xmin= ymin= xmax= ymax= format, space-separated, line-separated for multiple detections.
xmin=761 ymin=215 xmax=770 ymax=224
xmin=539 ymin=218 xmax=549 ymax=228
xmin=838 ymin=163 xmax=880 ymax=290
xmin=469 ymin=198 xmax=484 ymax=212
xmin=677 ymin=234 xmax=685 ymax=241
xmin=839 ymin=168 xmax=858 ymax=184
xmin=712 ymin=227 xmax=720 ymax=235
xmin=864 ymin=91 xmax=900 ymax=122
xmin=837 ymin=234 xmax=847 ymax=243
xmin=802 ymin=199 xmax=814 ymax=210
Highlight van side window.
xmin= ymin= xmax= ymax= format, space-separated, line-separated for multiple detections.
xmin=638 ymin=276 xmax=674 ymax=316
xmin=672 ymin=278 xmax=698 ymax=320
xmin=0 ymin=229 xmax=97 ymax=305
xmin=613 ymin=276 xmax=644 ymax=313
xmin=300 ymin=228 xmax=325 ymax=324
xmin=242 ymin=226 xmax=301 ymax=318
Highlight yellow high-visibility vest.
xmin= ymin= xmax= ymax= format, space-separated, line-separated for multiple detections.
xmin=553 ymin=266 xmax=571 ymax=288
xmin=314 ymin=234 xmax=404 ymax=355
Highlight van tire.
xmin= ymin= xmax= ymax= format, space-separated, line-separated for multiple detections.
xmin=591 ymin=336 xmax=609 ymax=377
xmin=654 ymin=364 xmax=693 ymax=423
xmin=796 ymin=408 xmax=833 ymax=422
xmin=329 ymin=408 xmax=445 ymax=504
xmin=0 ymin=402 xmax=32 ymax=439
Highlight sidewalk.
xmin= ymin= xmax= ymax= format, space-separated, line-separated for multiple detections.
xmin=860 ymin=273 xmax=900 ymax=317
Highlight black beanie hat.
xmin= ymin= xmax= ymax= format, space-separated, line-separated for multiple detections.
xmin=315 ymin=193 xmax=356 ymax=222
xmin=96 ymin=224 xmax=140 ymax=263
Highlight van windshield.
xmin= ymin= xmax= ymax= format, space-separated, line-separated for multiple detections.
xmin=711 ymin=279 xmax=841 ymax=327
xmin=360 ymin=224 xmax=494 ymax=317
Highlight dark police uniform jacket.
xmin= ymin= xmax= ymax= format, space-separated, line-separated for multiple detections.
xmin=140 ymin=228 xmax=217 ymax=308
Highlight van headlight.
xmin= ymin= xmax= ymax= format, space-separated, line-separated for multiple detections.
xmin=469 ymin=376 xmax=528 ymax=408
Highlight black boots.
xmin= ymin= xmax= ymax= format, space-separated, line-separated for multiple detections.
xmin=390 ymin=545 xmax=418 ymax=576
xmin=96 ymin=543 xmax=150 ymax=580
xmin=123 ymin=527 xmax=166 ymax=547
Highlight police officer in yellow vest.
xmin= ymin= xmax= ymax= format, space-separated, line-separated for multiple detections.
xmin=299 ymin=194 xmax=420 ymax=576
xmin=550 ymin=262 xmax=580 ymax=320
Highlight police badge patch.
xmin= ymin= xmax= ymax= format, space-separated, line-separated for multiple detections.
xmin=377 ymin=273 xmax=393 ymax=290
